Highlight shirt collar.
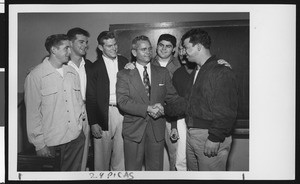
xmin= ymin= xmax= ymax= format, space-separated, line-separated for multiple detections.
xmin=153 ymin=55 xmax=175 ymax=66
xmin=102 ymin=54 xmax=117 ymax=63
xmin=42 ymin=57 xmax=77 ymax=77
xmin=68 ymin=57 xmax=85 ymax=69
xmin=136 ymin=61 xmax=150 ymax=71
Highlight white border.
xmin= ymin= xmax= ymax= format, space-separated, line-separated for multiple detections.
xmin=9 ymin=4 xmax=296 ymax=181
xmin=0 ymin=3 xmax=4 ymax=183
xmin=0 ymin=128 xmax=4 ymax=182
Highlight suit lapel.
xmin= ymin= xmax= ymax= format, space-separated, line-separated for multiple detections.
xmin=129 ymin=68 xmax=149 ymax=104
xmin=150 ymin=64 xmax=159 ymax=104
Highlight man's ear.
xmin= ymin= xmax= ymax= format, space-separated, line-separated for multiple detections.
xmin=98 ymin=44 xmax=104 ymax=52
xmin=197 ymin=43 xmax=203 ymax=51
xmin=131 ymin=49 xmax=137 ymax=57
xmin=69 ymin=40 xmax=73 ymax=48
xmin=172 ymin=47 xmax=176 ymax=55
xmin=50 ymin=46 xmax=57 ymax=55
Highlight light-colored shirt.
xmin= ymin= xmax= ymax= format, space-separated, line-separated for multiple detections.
xmin=103 ymin=55 xmax=118 ymax=105
xmin=193 ymin=65 xmax=201 ymax=84
xmin=136 ymin=62 xmax=151 ymax=84
xmin=24 ymin=57 xmax=85 ymax=151
xmin=158 ymin=60 xmax=168 ymax=67
xmin=68 ymin=58 xmax=87 ymax=101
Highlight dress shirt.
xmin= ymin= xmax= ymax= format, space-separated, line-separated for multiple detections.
xmin=24 ymin=57 xmax=85 ymax=151
xmin=193 ymin=65 xmax=201 ymax=84
xmin=136 ymin=62 xmax=151 ymax=84
xmin=103 ymin=55 xmax=118 ymax=105
xmin=68 ymin=58 xmax=86 ymax=101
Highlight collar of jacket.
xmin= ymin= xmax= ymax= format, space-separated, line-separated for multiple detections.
xmin=200 ymin=55 xmax=217 ymax=69
xmin=152 ymin=55 xmax=178 ymax=67
xmin=41 ymin=57 xmax=77 ymax=77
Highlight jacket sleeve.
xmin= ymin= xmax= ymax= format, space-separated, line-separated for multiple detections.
xmin=116 ymin=70 xmax=148 ymax=118
xmin=164 ymin=68 xmax=187 ymax=118
xmin=208 ymin=67 xmax=239 ymax=142
xmin=85 ymin=63 xmax=100 ymax=126
xmin=24 ymin=72 xmax=45 ymax=151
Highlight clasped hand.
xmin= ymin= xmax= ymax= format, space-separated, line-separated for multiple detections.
xmin=147 ymin=103 xmax=164 ymax=119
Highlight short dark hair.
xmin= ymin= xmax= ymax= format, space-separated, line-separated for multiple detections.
xmin=44 ymin=34 xmax=69 ymax=54
xmin=97 ymin=31 xmax=115 ymax=45
xmin=157 ymin=34 xmax=176 ymax=48
xmin=67 ymin=27 xmax=90 ymax=41
xmin=181 ymin=28 xmax=211 ymax=49
xmin=132 ymin=35 xmax=151 ymax=50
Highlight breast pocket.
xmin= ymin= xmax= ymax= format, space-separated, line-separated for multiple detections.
xmin=156 ymin=84 xmax=166 ymax=100
xmin=41 ymin=87 xmax=58 ymax=105
xmin=73 ymin=86 xmax=82 ymax=102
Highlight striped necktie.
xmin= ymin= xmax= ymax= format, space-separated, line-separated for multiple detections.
xmin=143 ymin=66 xmax=151 ymax=99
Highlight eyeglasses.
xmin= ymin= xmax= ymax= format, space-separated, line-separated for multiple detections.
xmin=137 ymin=47 xmax=153 ymax=52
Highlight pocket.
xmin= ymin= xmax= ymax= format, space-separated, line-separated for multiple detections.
xmin=73 ymin=86 xmax=81 ymax=93
xmin=41 ymin=87 xmax=58 ymax=105
xmin=73 ymin=86 xmax=82 ymax=102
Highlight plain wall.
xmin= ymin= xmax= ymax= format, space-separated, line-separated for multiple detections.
xmin=18 ymin=12 xmax=248 ymax=92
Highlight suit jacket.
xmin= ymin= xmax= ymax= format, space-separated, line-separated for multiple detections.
xmin=84 ymin=58 xmax=92 ymax=73
xmin=86 ymin=55 xmax=129 ymax=131
xmin=116 ymin=63 xmax=182 ymax=143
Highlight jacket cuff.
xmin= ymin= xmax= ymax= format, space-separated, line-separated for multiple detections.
xmin=207 ymin=133 xmax=225 ymax=143
xmin=35 ymin=142 xmax=46 ymax=151
xmin=171 ymin=121 xmax=177 ymax=129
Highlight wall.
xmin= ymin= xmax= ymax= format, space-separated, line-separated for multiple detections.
xmin=18 ymin=12 xmax=248 ymax=92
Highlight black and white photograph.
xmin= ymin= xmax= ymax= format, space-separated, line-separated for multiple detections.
xmin=6 ymin=3 xmax=295 ymax=181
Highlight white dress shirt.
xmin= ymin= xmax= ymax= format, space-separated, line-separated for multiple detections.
xmin=103 ymin=55 xmax=119 ymax=105
xmin=193 ymin=65 xmax=201 ymax=84
xmin=68 ymin=58 xmax=87 ymax=101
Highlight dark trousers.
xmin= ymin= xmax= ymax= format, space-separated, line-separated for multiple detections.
xmin=50 ymin=131 xmax=85 ymax=171
xmin=124 ymin=122 xmax=165 ymax=171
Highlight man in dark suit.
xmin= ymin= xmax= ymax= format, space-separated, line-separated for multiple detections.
xmin=116 ymin=35 xmax=182 ymax=171
xmin=86 ymin=31 xmax=129 ymax=171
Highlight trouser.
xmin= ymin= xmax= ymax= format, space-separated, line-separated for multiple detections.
xmin=165 ymin=121 xmax=177 ymax=171
xmin=81 ymin=118 xmax=90 ymax=171
xmin=93 ymin=106 xmax=125 ymax=171
xmin=124 ymin=122 xmax=165 ymax=171
xmin=175 ymin=118 xmax=187 ymax=171
xmin=50 ymin=130 xmax=85 ymax=171
xmin=186 ymin=128 xmax=232 ymax=171
xmin=165 ymin=119 xmax=187 ymax=171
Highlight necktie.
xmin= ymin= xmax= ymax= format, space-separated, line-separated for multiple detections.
xmin=143 ymin=66 xmax=151 ymax=99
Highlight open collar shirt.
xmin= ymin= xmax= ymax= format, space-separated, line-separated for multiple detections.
xmin=68 ymin=58 xmax=86 ymax=101
xmin=24 ymin=57 xmax=85 ymax=151
xmin=102 ymin=55 xmax=118 ymax=105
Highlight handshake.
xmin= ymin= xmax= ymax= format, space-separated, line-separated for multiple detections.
xmin=147 ymin=103 xmax=164 ymax=119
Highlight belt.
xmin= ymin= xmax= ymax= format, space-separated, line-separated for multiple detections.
xmin=109 ymin=104 xmax=117 ymax=107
